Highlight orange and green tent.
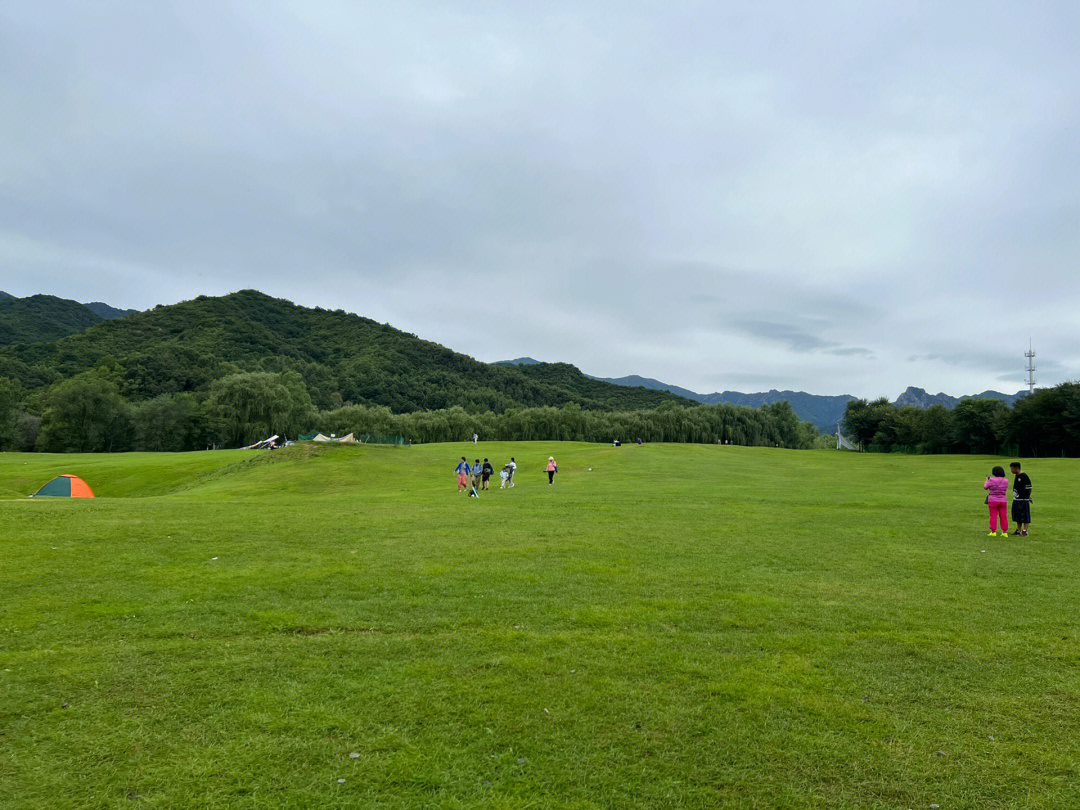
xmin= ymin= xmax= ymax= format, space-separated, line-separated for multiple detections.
xmin=32 ymin=475 xmax=95 ymax=499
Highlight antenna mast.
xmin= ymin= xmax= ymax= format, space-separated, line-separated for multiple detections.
xmin=1024 ymin=341 xmax=1037 ymax=394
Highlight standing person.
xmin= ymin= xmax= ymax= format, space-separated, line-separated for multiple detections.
xmin=1010 ymin=462 xmax=1033 ymax=536
xmin=455 ymin=457 xmax=471 ymax=492
xmin=983 ymin=465 xmax=1010 ymax=537
xmin=546 ymin=456 xmax=558 ymax=484
xmin=472 ymin=459 xmax=483 ymax=491
xmin=508 ymin=457 xmax=517 ymax=487
xmin=499 ymin=466 xmax=510 ymax=489
xmin=472 ymin=432 xmax=478 ymax=445
xmin=481 ymin=458 xmax=494 ymax=490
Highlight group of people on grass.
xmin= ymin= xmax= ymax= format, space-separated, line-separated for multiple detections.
xmin=457 ymin=448 xmax=1037 ymax=531
xmin=454 ymin=455 xmax=559 ymax=496
xmin=982 ymin=461 xmax=1033 ymax=537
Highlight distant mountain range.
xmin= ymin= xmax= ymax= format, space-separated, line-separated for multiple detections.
xmin=591 ymin=374 xmax=855 ymax=430
xmin=0 ymin=292 xmax=137 ymax=346
xmin=891 ymin=385 xmax=1023 ymax=409
xmin=492 ymin=357 xmax=543 ymax=367
xmin=83 ymin=301 xmax=138 ymax=320
xmin=496 ymin=358 xmax=1025 ymax=431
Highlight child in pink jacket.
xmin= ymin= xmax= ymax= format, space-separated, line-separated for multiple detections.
xmin=983 ymin=465 xmax=1010 ymax=536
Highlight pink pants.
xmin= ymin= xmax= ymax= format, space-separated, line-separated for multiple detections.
xmin=988 ymin=502 xmax=1008 ymax=533
xmin=457 ymin=474 xmax=468 ymax=490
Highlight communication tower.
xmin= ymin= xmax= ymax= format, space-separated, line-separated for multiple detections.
xmin=1025 ymin=342 xmax=1037 ymax=394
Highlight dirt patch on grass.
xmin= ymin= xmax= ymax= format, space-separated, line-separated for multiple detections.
xmin=278 ymin=625 xmax=390 ymax=637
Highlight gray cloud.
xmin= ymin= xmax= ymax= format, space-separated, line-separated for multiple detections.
xmin=727 ymin=319 xmax=839 ymax=353
xmin=2 ymin=1 xmax=1079 ymax=396
xmin=829 ymin=348 xmax=875 ymax=358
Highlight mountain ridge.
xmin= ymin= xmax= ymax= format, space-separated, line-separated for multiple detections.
xmin=0 ymin=294 xmax=107 ymax=346
xmin=0 ymin=290 xmax=688 ymax=415
xmin=492 ymin=357 xmax=542 ymax=367
xmin=84 ymin=301 xmax=138 ymax=320
xmin=0 ymin=292 xmax=138 ymax=346
xmin=580 ymin=374 xmax=1023 ymax=431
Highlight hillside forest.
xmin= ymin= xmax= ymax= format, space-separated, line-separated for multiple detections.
xmin=0 ymin=290 xmax=1075 ymax=455
xmin=0 ymin=291 xmax=822 ymax=452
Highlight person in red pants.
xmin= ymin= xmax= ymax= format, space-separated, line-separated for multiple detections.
xmin=983 ymin=465 xmax=1010 ymax=537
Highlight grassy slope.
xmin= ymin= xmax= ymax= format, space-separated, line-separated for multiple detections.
xmin=2 ymin=444 xmax=1079 ymax=808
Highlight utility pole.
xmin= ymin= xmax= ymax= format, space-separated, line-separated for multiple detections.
xmin=1025 ymin=341 xmax=1037 ymax=394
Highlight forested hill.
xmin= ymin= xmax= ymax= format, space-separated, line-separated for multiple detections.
xmin=0 ymin=293 xmax=138 ymax=347
xmin=0 ymin=290 xmax=687 ymax=413
xmin=0 ymin=294 xmax=107 ymax=346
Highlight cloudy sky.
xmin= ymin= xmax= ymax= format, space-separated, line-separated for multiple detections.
xmin=2 ymin=1 xmax=1078 ymax=396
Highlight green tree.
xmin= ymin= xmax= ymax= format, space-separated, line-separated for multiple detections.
xmin=208 ymin=371 xmax=314 ymax=447
xmin=916 ymin=405 xmax=953 ymax=454
xmin=37 ymin=374 xmax=133 ymax=452
xmin=951 ymin=399 xmax=1006 ymax=454
xmin=14 ymin=412 xmax=41 ymax=451
xmin=0 ymin=376 xmax=19 ymax=449
xmin=843 ymin=398 xmax=891 ymax=449
xmin=133 ymin=393 xmax=207 ymax=452
xmin=1005 ymin=382 xmax=1080 ymax=457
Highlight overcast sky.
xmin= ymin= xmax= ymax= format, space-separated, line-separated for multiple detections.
xmin=2 ymin=2 xmax=1078 ymax=396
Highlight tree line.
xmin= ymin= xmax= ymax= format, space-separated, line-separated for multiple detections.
xmin=0 ymin=370 xmax=828 ymax=453
xmin=841 ymin=382 xmax=1080 ymax=456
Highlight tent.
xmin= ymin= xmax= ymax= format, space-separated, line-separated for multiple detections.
xmin=32 ymin=475 xmax=95 ymax=498
xmin=243 ymin=435 xmax=279 ymax=450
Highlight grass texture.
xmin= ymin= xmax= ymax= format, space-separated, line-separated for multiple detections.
xmin=2 ymin=442 xmax=1078 ymax=808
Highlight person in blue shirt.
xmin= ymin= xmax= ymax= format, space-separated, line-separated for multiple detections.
xmin=455 ymin=457 xmax=471 ymax=492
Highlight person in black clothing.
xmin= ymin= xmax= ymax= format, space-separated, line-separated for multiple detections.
xmin=1010 ymin=461 xmax=1033 ymax=536
xmin=480 ymin=458 xmax=494 ymax=490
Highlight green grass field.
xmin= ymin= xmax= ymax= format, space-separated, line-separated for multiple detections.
xmin=2 ymin=443 xmax=1078 ymax=808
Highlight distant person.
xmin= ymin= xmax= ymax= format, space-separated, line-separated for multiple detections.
xmin=473 ymin=432 xmax=478 ymax=444
xmin=481 ymin=458 xmax=494 ymax=490
xmin=546 ymin=456 xmax=558 ymax=484
xmin=472 ymin=459 xmax=483 ymax=491
xmin=1010 ymin=462 xmax=1033 ymax=536
xmin=499 ymin=466 xmax=510 ymax=489
xmin=508 ymin=457 xmax=517 ymax=487
xmin=455 ymin=457 xmax=471 ymax=492
xmin=983 ymin=465 xmax=1010 ymax=537
xmin=636 ymin=437 xmax=643 ymax=445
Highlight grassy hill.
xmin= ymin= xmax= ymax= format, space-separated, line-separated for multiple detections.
xmin=0 ymin=290 xmax=687 ymax=413
xmin=0 ymin=294 xmax=106 ymax=346
xmin=2 ymin=443 xmax=1078 ymax=807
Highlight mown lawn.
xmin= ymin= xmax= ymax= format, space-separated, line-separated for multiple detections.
xmin=2 ymin=443 xmax=1078 ymax=808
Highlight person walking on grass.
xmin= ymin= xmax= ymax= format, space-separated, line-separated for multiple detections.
xmin=455 ymin=457 xmax=471 ymax=492
xmin=507 ymin=457 xmax=517 ymax=488
xmin=481 ymin=458 xmax=494 ymax=490
xmin=472 ymin=459 xmax=483 ymax=491
xmin=1010 ymin=462 xmax=1033 ymax=537
xmin=983 ymin=465 xmax=1010 ymax=536
xmin=546 ymin=456 xmax=558 ymax=484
